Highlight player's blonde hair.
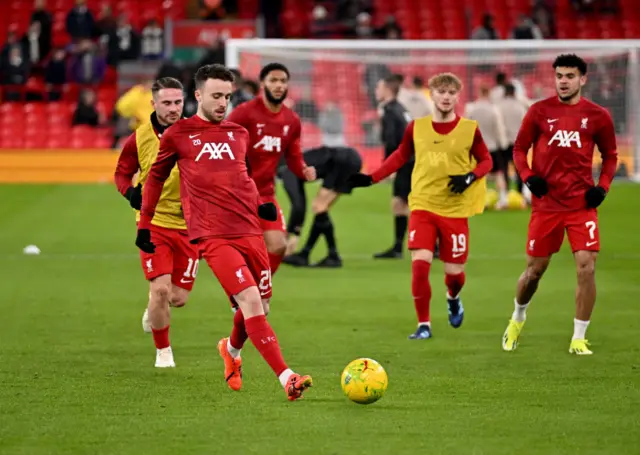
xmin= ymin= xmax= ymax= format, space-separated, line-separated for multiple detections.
xmin=428 ymin=73 xmax=463 ymax=92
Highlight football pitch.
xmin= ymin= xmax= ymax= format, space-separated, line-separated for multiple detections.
xmin=1 ymin=182 xmax=639 ymax=455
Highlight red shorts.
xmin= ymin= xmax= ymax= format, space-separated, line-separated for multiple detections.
xmin=407 ymin=210 xmax=469 ymax=264
xmin=198 ymin=235 xmax=273 ymax=302
xmin=527 ymin=209 xmax=599 ymax=257
xmin=139 ymin=225 xmax=199 ymax=291
xmin=259 ymin=196 xmax=287 ymax=233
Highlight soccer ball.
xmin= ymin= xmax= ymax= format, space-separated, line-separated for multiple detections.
xmin=341 ymin=358 xmax=388 ymax=404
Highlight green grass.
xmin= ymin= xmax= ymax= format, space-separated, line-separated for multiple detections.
xmin=1 ymin=182 xmax=639 ymax=455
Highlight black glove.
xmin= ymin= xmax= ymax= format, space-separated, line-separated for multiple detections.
xmin=448 ymin=172 xmax=477 ymax=194
xmin=258 ymin=202 xmax=278 ymax=221
xmin=125 ymin=183 xmax=142 ymax=210
xmin=525 ymin=176 xmax=549 ymax=198
xmin=347 ymin=173 xmax=373 ymax=188
xmin=135 ymin=228 xmax=155 ymax=253
xmin=585 ymin=186 xmax=606 ymax=208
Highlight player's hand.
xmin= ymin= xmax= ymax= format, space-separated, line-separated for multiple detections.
xmin=448 ymin=173 xmax=477 ymax=194
xmin=525 ymin=176 xmax=548 ymax=198
xmin=125 ymin=183 xmax=142 ymax=210
xmin=347 ymin=173 xmax=373 ymax=188
xmin=135 ymin=228 xmax=155 ymax=253
xmin=585 ymin=186 xmax=606 ymax=208
xmin=258 ymin=202 xmax=278 ymax=221
xmin=303 ymin=166 xmax=316 ymax=181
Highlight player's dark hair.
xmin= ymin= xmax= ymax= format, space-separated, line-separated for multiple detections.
xmin=504 ymin=83 xmax=516 ymax=97
xmin=229 ymin=68 xmax=242 ymax=82
xmin=412 ymin=76 xmax=424 ymax=88
xmin=383 ymin=74 xmax=402 ymax=97
xmin=259 ymin=63 xmax=290 ymax=81
xmin=553 ymin=54 xmax=588 ymax=75
xmin=151 ymin=77 xmax=183 ymax=95
xmin=244 ymin=79 xmax=259 ymax=95
xmin=495 ymin=72 xmax=507 ymax=85
xmin=194 ymin=64 xmax=235 ymax=89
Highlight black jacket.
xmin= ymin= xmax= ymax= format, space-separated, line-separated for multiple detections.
xmin=381 ymin=99 xmax=410 ymax=158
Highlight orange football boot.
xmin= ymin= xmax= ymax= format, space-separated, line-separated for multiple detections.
xmin=217 ymin=338 xmax=242 ymax=391
xmin=285 ymin=373 xmax=313 ymax=401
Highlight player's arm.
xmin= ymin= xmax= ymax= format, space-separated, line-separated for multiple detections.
xmin=285 ymin=119 xmax=314 ymax=181
xmin=138 ymin=132 xmax=178 ymax=232
xmin=448 ymin=127 xmax=493 ymax=194
xmin=114 ymin=132 xmax=143 ymax=209
xmin=586 ymin=110 xmax=619 ymax=208
xmin=349 ymin=122 xmax=414 ymax=188
xmin=512 ymin=106 xmax=548 ymax=198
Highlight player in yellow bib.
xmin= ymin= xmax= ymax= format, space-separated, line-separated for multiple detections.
xmin=349 ymin=73 xmax=493 ymax=339
xmin=114 ymin=77 xmax=197 ymax=368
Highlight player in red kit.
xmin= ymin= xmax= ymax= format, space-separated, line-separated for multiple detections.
xmin=502 ymin=54 xmax=618 ymax=355
xmin=137 ymin=64 xmax=312 ymax=401
xmin=227 ymin=63 xmax=316 ymax=275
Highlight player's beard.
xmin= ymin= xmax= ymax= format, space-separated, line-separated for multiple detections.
xmin=264 ymin=87 xmax=288 ymax=105
xmin=200 ymin=106 xmax=224 ymax=124
xmin=158 ymin=112 xmax=180 ymax=126
xmin=557 ymin=87 xmax=580 ymax=102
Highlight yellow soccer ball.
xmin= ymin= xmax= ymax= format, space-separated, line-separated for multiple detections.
xmin=506 ymin=189 xmax=526 ymax=210
xmin=485 ymin=188 xmax=499 ymax=210
xmin=341 ymin=358 xmax=388 ymax=404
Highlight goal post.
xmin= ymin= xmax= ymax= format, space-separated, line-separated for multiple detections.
xmin=226 ymin=39 xmax=640 ymax=180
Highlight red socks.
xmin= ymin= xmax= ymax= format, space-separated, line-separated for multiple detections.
xmin=245 ymin=315 xmax=288 ymax=377
xmin=230 ymin=309 xmax=248 ymax=350
xmin=445 ymin=272 xmax=466 ymax=298
xmin=152 ymin=325 xmax=170 ymax=349
xmin=411 ymin=260 xmax=432 ymax=324
xmin=268 ymin=252 xmax=283 ymax=275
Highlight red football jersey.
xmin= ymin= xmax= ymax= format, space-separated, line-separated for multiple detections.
xmin=139 ymin=115 xmax=262 ymax=242
xmin=513 ymin=96 xmax=618 ymax=212
xmin=227 ymin=97 xmax=306 ymax=197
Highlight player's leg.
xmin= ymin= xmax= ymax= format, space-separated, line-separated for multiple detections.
xmin=168 ymin=232 xmax=198 ymax=307
xmin=204 ymin=236 xmax=312 ymax=399
xmin=139 ymin=228 xmax=176 ymax=367
xmin=284 ymin=187 xmax=341 ymax=267
xmin=281 ymin=169 xmax=306 ymax=256
xmin=490 ymin=150 xmax=508 ymax=209
xmin=566 ymin=209 xmax=600 ymax=355
xmin=260 ymin=197 xmax=288 ymax=275
xmin=502 ymin=211 xmax=562 ymax=351
xmin=407 ymin=211 xmax=438 ymax=339
xmin=437 ymin=215 xmax=470 ymax=328
xmin=374 ymin=163 xmax=411 ymax=259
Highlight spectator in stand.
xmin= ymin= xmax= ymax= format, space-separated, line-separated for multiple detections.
xmin=377 ymin=15 xmax=403 ymax=39
xmin=532 ymin=0 xmax=556 ymax=38
xmin=94 ymin=4 xmax=116 ymax=37
xmin=471 ymin=13 xmax=500 ymax=39
xmin=67 ymin=39 xmax=106 ymax=84
xmin=66 ymin=0 xmax=95 ymax=40
xmin=115 ymin=14 xmax=140 ymax=61
xmin=30 ymin=0 xmax=52 ymax=49
xmin=2 ymin=47 xmax=29 ymax=100
xmin=22 ymin=21 xmax=50 ymax=67
xmin=45 ymin=48 xmax=66 ymax=100
xmin=354 ymin=12 xmax=374 ymax=38
xmin=1 ymin=31 xmax=25 ymax=69
xmin=141 ymin=19 xmax=164 ymax=60
xmin=115 ymin=79 xmax=153 ymax=131
xmin=311 ymin=5 xmax=333 ymax=38
xmin=72 ymin=89 xmax=100 ymax=126
xmin=511 ymin=14 xmax=543 ymax=39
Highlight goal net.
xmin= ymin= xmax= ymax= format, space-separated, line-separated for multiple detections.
xmin=226 ymin=39 xmax=640 ymax=180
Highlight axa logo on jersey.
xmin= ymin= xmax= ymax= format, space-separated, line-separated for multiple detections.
xmin=254 ymin=135 xmax=282 ymax=152
xmin=548 ymin=130 xmax=582 ymax=148
xmin=195 ymin=142 xmax=236 ymax=161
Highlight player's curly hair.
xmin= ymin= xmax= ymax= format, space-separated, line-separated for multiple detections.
xmin=553 ymin=54 xmax=588 ymax=75
xmin=259 ymin=63 xmax=290 ymax=81
xmin=428 ymin=73 xmax=463 ymax=91
xmin=194 ymin=64 xmax=235 ymax=89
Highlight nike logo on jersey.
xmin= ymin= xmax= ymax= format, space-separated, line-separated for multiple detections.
xmin=189 ymin=134 xmax=201 ymax=139
xmin=452 ymin=252 xmax=465 ymax=258
xmin=586 ymin=241 xmax=598 ymax=247
xmin=180 ymin=278 xmax=193 ymax=284
xmin=547 ymin=119 xmax=558 ymax=123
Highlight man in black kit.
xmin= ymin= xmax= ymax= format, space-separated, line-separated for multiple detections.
xmin=374 ymin=74 xmax=414 ymax=259
xmin=280 ymin=146 xmax=362 ymax=268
